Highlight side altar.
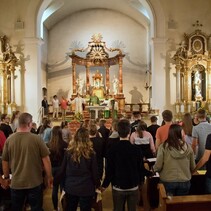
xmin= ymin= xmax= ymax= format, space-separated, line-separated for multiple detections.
xmin=69 ymin=33 xmax=125 ymax=112
xmin=173 ymin=26 xmax=211 ymax=119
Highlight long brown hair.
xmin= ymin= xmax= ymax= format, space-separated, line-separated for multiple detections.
xmin=182 ymin=113 xmax=193 ymax=136
xmin=164 ymin=124 xmax=185 ymax=150
xmin=39 ymin=119 xmax=51 ymax=134
xmin=136 ymin=121 xmax=147 ymax=138
xmin=68 ymin=127 xmax=94 ymax=163
xmin=48 ymin=126 xmax=64 ymax=157
xmin=10 ymin=111 xmax=20 ymax=124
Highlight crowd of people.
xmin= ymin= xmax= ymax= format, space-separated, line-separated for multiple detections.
xmin=41 ymin=92 xmax=119 ymax=121
xmin=0 ymin=108 xmax=210 ymax=210
xmin=41 ymin=93 xmax=97 ymax=121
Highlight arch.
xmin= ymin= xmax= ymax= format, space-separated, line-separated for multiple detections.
xmin=37 ymin=0 xmax=55 ymax=38
xmin=138 ymin=0 xmax=165 ymax=38
xmin=35 ymin=0 xmax=165 ymax=39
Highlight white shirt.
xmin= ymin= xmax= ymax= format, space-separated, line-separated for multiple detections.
xmin=52 ymin=98 xmax=59 ymax=108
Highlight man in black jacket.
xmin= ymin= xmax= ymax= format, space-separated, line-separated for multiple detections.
xmin=102 ymin=119 xmax=151 ymax=211
xmin=41 ymin=96 xmax=49 ymax=117
xmin=130 ymin=111 xmax=141 ymax=133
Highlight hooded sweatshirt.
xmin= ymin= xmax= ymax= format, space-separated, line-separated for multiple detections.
xmin=153 ymin=142 xmax=195 ymax=182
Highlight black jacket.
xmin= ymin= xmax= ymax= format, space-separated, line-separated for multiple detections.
xmin=54 ymin=151 xmax=100 ymax=196
xmin=102 ymin=140 xmax=151 ymax=189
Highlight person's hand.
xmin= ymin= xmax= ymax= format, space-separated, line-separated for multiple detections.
xmin=45 ymin=176 xmax=53 ymax=188
xmin=99 ymin=186 xmax=106 ymax=192
xmin=1 ymin=178 xmax=10 ymax=189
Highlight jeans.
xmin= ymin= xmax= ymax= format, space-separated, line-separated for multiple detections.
xmin=11 ymin=184 xmax=43 ymax=211
xmin=205 ymin=177 xmax=211 ymax=193
xmin=52 ymin=167 xmax=64 ymax=209
xmin=161 ymin=181 xmax=191 ymax=196
xmin=112 ymin=188 xmax=138 ymax=211
xmin=66 ymin=193 xmax=93 ymax=211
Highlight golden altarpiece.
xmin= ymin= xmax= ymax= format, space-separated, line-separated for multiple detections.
xmin=69 ymin=34 xmax=125 ymax=111
xmin=173 ymin=29 xmax=211 ymax=119
xmin=0 ymin=36 xmax=18 ymax=114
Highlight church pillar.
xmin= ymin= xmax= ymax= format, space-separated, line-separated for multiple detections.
xmin=72 ymin=62 xmax=76 ymax=94
xmin=175 ymin=63 xmax=181 ymax=102
xmin=151 ymin=37 xmax=167 ymax=113
xmin=86 ymin=65 xmax=90 ymax=95
xmin=207 ymin=61 xmax=211 ymax=101
xmin=23 ymin=37 xmax=43 ymax=123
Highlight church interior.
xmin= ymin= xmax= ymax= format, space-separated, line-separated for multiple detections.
xmin=1 ymin=0 xmax=211 ymax=210
xmin=0 ymin=0 xmax=211 ymax=123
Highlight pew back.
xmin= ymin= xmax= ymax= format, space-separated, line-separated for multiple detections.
xmin=158 ymin=183 xmax=211 ymax=211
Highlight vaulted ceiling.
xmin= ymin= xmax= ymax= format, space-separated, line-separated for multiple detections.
xmin=43 ymin=0 xmax=150 ymax=29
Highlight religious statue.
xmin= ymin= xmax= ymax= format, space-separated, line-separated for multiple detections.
xmin=93 ymin=70 xmax=103 ymax=88
xmin=194 ymin=70 xmax=202 ymax=99
xmin=76 ymin=76 xmax=83 ymax=95
xmin=175 ymin=40 xmax=187 ymax=58
xmin=112 ymin=75 xmax=119 ymax=95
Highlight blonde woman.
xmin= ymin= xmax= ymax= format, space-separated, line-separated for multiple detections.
xmin=54 ymin=127 xmax=100 ymax=211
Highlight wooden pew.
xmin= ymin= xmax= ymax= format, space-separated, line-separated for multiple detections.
xmin=147 ymin=173 xmax=207 ymax=209
xmin=158 ymin=183 xmax=211 ymax=211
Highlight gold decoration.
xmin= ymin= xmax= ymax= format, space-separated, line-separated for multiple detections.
xmin=91 ymin=33 xmax=103 ymax=43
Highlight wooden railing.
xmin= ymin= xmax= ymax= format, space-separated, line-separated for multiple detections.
xmin=125 ymin=103 xmax=150 ymax=113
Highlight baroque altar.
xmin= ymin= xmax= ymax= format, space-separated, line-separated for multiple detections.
xmin=69 ymin=33 xmax=125 ymax=111
xmin=0 ymin=36 xmax=18 ymax=114
xmin=173 ymin=27 xmax=211 ymax=119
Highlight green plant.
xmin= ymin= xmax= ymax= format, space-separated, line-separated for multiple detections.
xmin=74 ymin=112 xmax=83 ymax=121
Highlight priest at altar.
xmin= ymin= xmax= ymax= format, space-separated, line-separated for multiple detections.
xmin=89 ymin=93 xmax=100 ymax=105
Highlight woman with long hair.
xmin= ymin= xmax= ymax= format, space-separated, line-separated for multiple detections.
xmin=39 ymin=119 xmax=52 ymax=143
xmin=130 ymin=120 xmax=156 ymax=158
xmin=47 ymin=126 xmax=68 ymax=211
xmin=153 ymin=124 xmax=195 ymax=196
xmin=61 ymin=121 xmax=72 ymax=143
xmin=54 ymin=127 xmax=100 ymax=211
xmin=10 ymin=110 xmax=21 ymax=132
xmin=182 ymin=113 xmax=193 ymax=145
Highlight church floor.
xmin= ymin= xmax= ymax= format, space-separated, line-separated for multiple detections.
xmin=43 ymin=183 xmax=158 ymax=211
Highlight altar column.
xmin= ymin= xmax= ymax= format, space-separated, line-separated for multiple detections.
xmin=10 ymin=62 xmax=17 ymax=111
xmin=2 ymin=65 xmax=8 ymax=113
xmin=118 ymin=56 xmax=123 ymax=95
xmin=175 ymin=62 xmax=181 ymax=103
xmin=105 ymin=65 xmax=109 ymax=94
xmin=207 ymin=61 xmax=211 ymax=101
xmin=86 ymin=65 xmax=90 ymax=95
xmin=183 ymin=64 xmax=188 ymax=101
xmin=72 ymin=62 xmax=76 ymax=94
xmin=0 ymin=63 xmax=6 ymax=113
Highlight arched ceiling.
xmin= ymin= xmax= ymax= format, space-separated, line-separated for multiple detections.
xmin=43 ymin=0 xmax=150 ymax=29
